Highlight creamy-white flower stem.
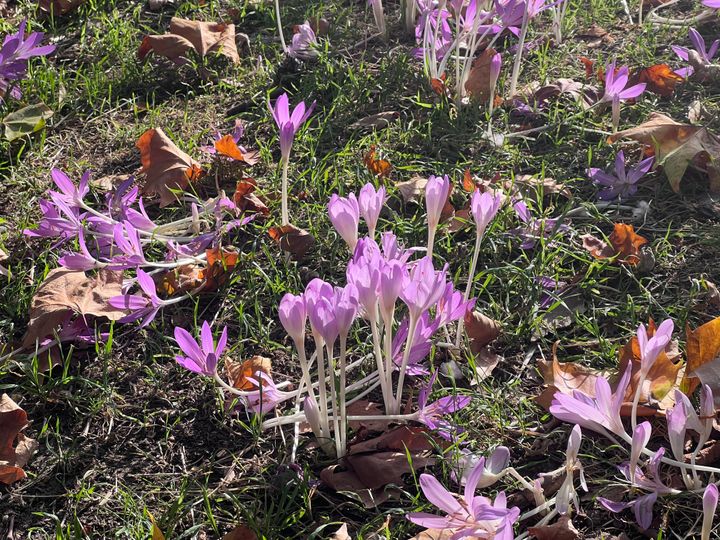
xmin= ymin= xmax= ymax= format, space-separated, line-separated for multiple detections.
xmin=392 ymin=314 xmax=419 ymax=415
xmin=508 ymin=4 xmax=530 ymax=98
xmin=280 ymin=157 xmax=290 ymax=226
xmin=455 ymin=231 xmax=483 ymax=348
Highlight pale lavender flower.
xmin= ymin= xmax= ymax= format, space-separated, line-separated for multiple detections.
xmin=358 ymin=183 xmax=387 ymax=238
xmin=407 ymin=457 xmax=520 ymax=539
xmin=278 ymin=293 xmax=307 ymax=344
xmin=173 ymin=321 xmax=228 ymax=376
xmin=588 ymin=151 xmax=654 ymax=201
xmin=549 ymin=366 xmax=631 ymax=438
xmin=392 ymin=313 xmax=435 ymax=376
xmin=702 ymin=0 xmax=720 ymax=9
xmin=510 ymin=200 xmax=569 ymax=249
xmin=244 ymin=372 xmax=295 ymax=414
xmin=637 ymin=319 xmax=673 ymax=374
xmin=470 ymin=190 xmax=502 ymax=237
xmin=416 ymin=372 xmax=471 ymax=439
xmin=287 ymin=22 xmax=319 ymax=60
xmin=703 ymin=484 xmax=719 ymax=540
xmin=108 ymin=268 xmax=168 ymax=327
xmin=672 ymin=28 xmax=719 ymax=78
xmin=598 ymin=448 xmax=673 ymax=530
xmin=401 ymin=256 xmax=448 ymax=320
xmin=453 ymin=446 xmax=510 ymax=489
xmin=601 ymin=61 xmax=646 ymax=130
xmin=328 ymin=193 xmax=360 ymax=250
xmin=556 ymin=425 xmax=587 ymax=515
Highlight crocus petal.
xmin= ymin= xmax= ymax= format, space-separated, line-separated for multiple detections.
xmin=174 ymin=326 xmax=205 ymax=365
xmin=633 ymin=492 xmax=658 ymax=530
xmin=200 ymin=321 xmax=214 ymax=356
xmin=418 ymin=473 xmax=464 ymax=516
xmin=618 ymin=83 xmax=646 ymax=100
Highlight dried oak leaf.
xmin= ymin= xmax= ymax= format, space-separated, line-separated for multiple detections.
xmin=268 ymin=224 xmax=315 ymax=259
xmin=464 ymin=311 xmax=501 ymax=355
xmin=38 ymin=0 xmax=85 ymax=14
xmin=632 ymin=64 xmax=684 ymax=98
xmin=23 ymin=268 xmax=125 ymax=347
xmin=139 ymin=17 xmax=240 ymax=64
xmin=232 ymin=178 xmax=269 ymax=216
xmin=137 ymin=128 xmax=203 ymax=207
xmin=465 ymin=48 xmax=498 ymax=101
xmin=608 ymin=113 xmax=720 ymax=193
xmin=0 ymin=394 xmax=38 ymax=484
xmin=528 ymin=516 xmax=580 ymax=540
xmin=682 ymin=316 xmax=720 ymax=403
xmin=363 ymin=145 xmax=392 ymax=178
xmin=225 ymin=356 xmax=272 ymax=390
xmin=581 ymin=223 xmax=649 ymax=266
xmin=215 ymin=135 xmax=260 ymax=165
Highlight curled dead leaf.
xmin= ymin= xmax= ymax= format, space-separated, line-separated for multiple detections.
xmin=363 ymin=146 xmax=392 ymax=178
xmin=464 ymin=311 xmax=501 ymax=355
xmin=214 ymin=135 xmax=260 ymax=165
xmin=581 ymin=223 xmax=649 ymax=266
xmin=632 ymin=64 xmax=684 ymax=98
xmin=0 ymin=394 xmax=38 ymax=484
xmin=682 ymin=316 xmax=720 ymax=403
xmin=465 ymin=48 xmax=498 ymax=101
xmin=139 ymin=17 xmax=240 ymax=65
xmin=349 ymin=111 xmax=400 ymax=131
xmin=232 ymin=178 xmax=269 ymax=217
xmin=268 ymin=224 xmax=315 ymax=259
xmin=137 ymin=128 xmax=202 ymax=207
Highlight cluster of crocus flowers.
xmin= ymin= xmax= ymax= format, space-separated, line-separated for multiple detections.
xmin=269 ymin=92 xmax=316 ymax=226
xmin=550 ymin=318 xmax=720 ymax=530
xmin=587 ymin=150 xmax=654 ymax=201
xmin=0 ymin=20 xmax=56 ymax=102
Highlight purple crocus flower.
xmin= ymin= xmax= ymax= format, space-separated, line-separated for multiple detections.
xmin=110 ymin=221 xmax=147 ymax=269
xmin=58 ymin=229 xmax=101 ymax=271
xmin=392 ymin=313 xmax=435 ymax=376
xmin=470 ymin=190 xmax=502 ymax=237
xmin=24 ymin=199 xmax=83 ymax=242
xmin=598 ymin=447 xmax=673 ymax=530
xmin=244 ymin=372 xmax=295 ymax=414
xmin=173 ymin=321 xmax=228 ymax=376
xmin=48 ymin=169 xmax=89 ymax=208
xmin=587 ymin=151 xmax=654 ymax=201
xmin=672 ymin=28 xmax=719 ymax=78
xmin=269 ymin=92 xmax=316 ymax=161
xmin=407 ymin=457 xmax=520 ymax=539
xmin=637 ymin=319 xmax=673 ymax=374
xmin=600 ymin=61 xmax=646 ymax=131
xmin=702 ymin=0 xmax=720 ymax=8
xmin=549 ymin=366 xmax=631 ymax=438
xmin=556 ymin=425 xmax=587 ymax=515
xmin=278 ymin=293 xmax=307 ymax=344
xmin=453 ymin=446 xmax=510 ymax=489
xmin=108 ymin=269 xmax=167 ymax=327
xmin=416 ymin=372 xmax=472 ymax=439
xmin=287 ymin=22 xmax=319 ymax=60
xmin=510 ymin=200 xmax=569 ymax=249
xmin=328 ymin=193 xmax=360 ymax=251
xmin=358 ymin=183 xmax=387 ymax=238
xmin=703 ymin=484 xmax=719 ymax=540
xmin=401 ymin=256 xmax=448 ymax=320
xmin=0 ymin=20 xmax=56 ymax=101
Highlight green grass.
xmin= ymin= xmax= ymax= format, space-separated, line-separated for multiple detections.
xmin=1 ymin=0 xmax=719 ymax=537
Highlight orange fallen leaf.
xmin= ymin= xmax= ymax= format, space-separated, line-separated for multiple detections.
xmin=0 ymin=394 xmax=38 ymax=485
xmin=139 ymin=17 xmax=240 ymax=64
xmin=581 ymin=223 xmax=648 ymax=266
xmin=430 ymin=73 xmax=448 ymax=96
xmin=363 ymin=145 xmax=392 ymax=178
xmin=214 ymin=135 xmax=260 ymax=165
xmin=204 ymin=247 xmax=239 ymax=289
xmin=137 ymin=128 xmax=203 ymax=207
xmin=682 ymin=316 xmax=720 ymax=401
xmin=225 ymin=356 xmax=272 ymax=390
xmin=632 ymin=64 xmax=684 ymax=98
xmin=268 ymin=225 xmax=315 ymax=259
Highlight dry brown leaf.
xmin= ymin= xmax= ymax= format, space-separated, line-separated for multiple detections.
xmin=268 ymin=224 xmax=315 ymax=259
xmin=0 ymin=394 xmax=38 ymax=485
xmin=347 ymin=400 xmax=390 ymax=432
xmin=139 ymin=17 xmax=240 ymax=64
xmin=320 ymin=465 xmax=398 ymax=508
xmin=609 ymin=113 xmax=720 ymax=193
xmin=471 ymin=348 xmax=502 ymax=383
xmin=528 ymin=516 xmax=580 ymax=540
xmin=345 ymin=451 xmax=435 ymax=491
xmin=23 ymin=268 xmax=125 ymax=347
xmin=464 ymin=311 xmax=501 ymax=355
xmin=514 ymin=174 xmax=572 ymax=198
xmin=232 ymin=178 xmax=269 ymax=216
xmin=397 ymin=176 xmax=428 ymax=204
xmin=137 ymin=128 xmax=202 ymax=207
xmin=682 ymin=316 xmax=720 ymax=403
xmin=581 ymin=223 xmax=649 ymax=266
xmin=465 ymin=48 xmax=498 ymax=101
xmin=156 ymin=264 xmax=204 ymax=296
xmin=349 ymin=112 xmax=400 ymax=131
xmin=38 ymin=0 xmax=85 ymax=14
xmin=222 ymin=524 xmax=258 ymax=540
xmin=225 ymin=356 xmax=272 ymax=390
